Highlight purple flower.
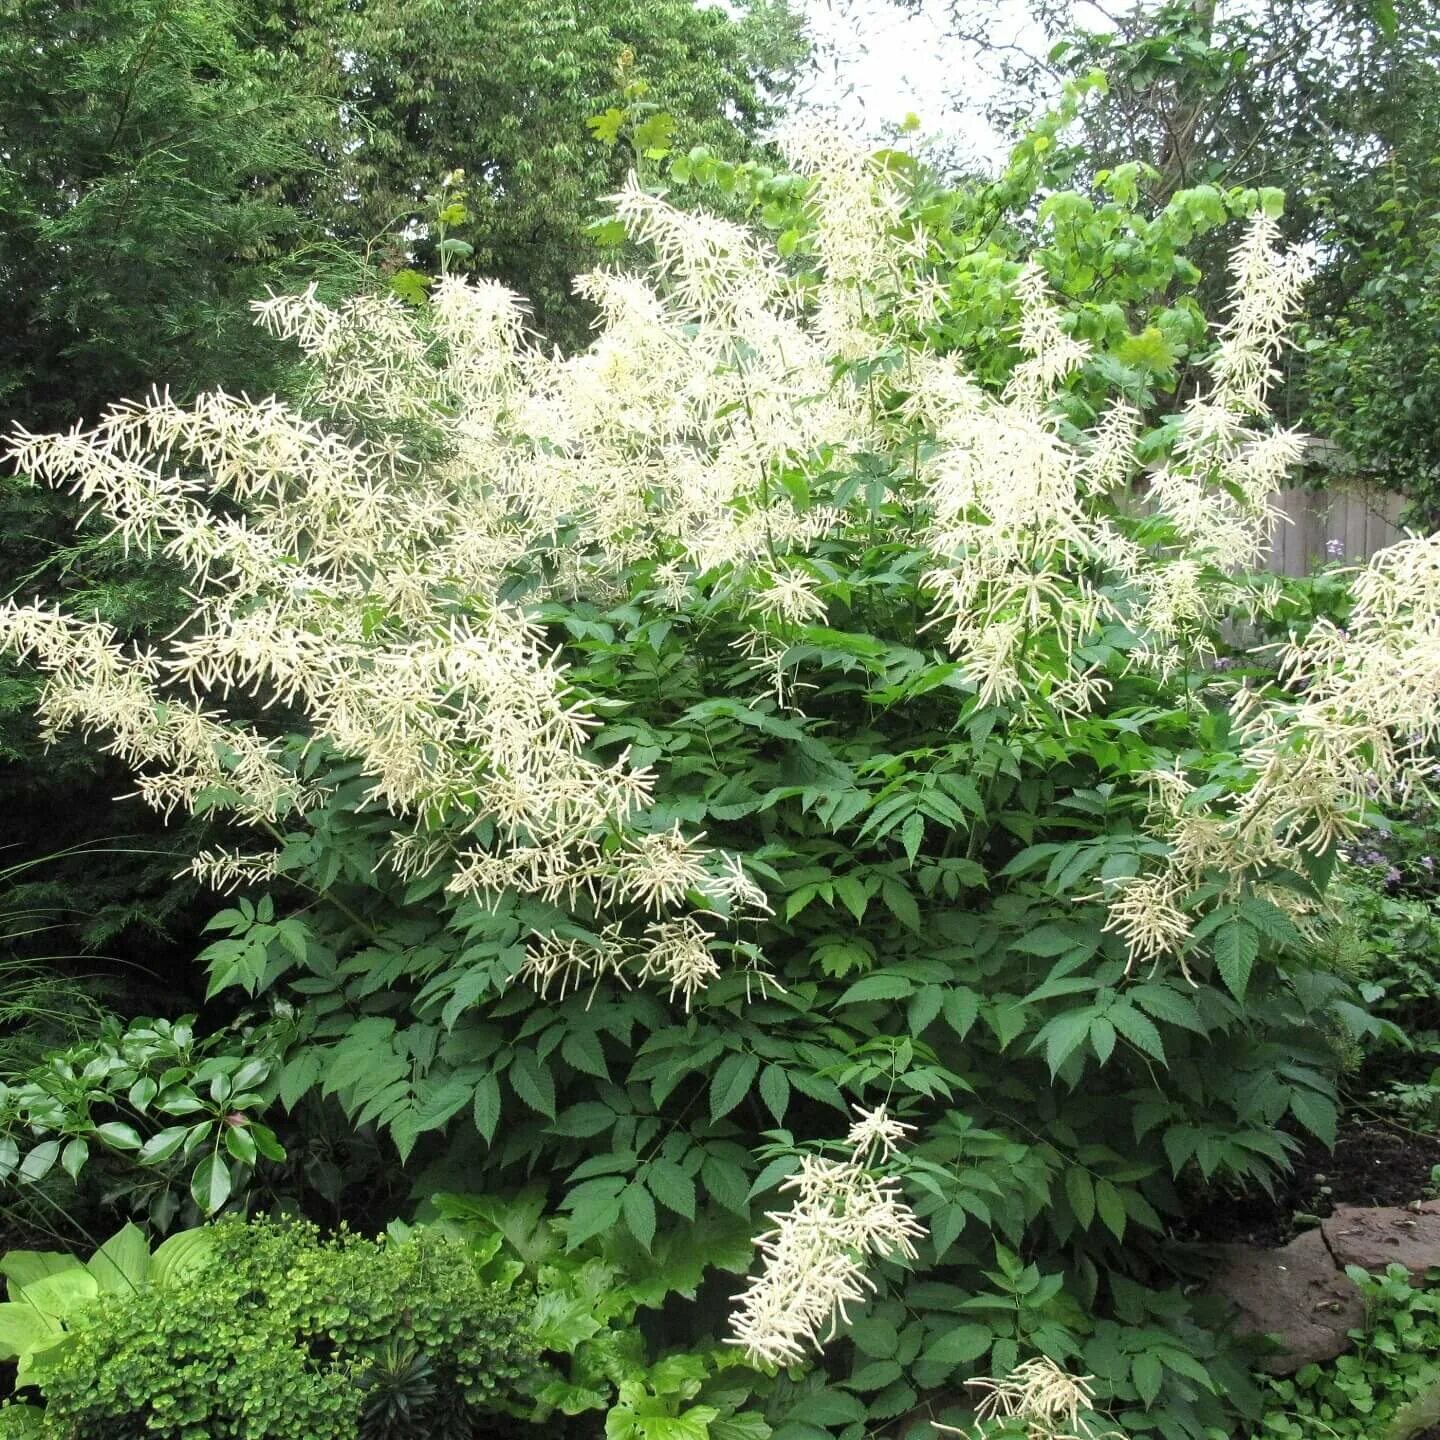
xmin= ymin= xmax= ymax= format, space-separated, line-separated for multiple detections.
xmin=1386 ymin=867 xmax=1403 ymax=885
xmin=1424 ymin=856 xmax=1435 ymax=872
xmin=1325 ymin=538 xmax=1345 ymax=560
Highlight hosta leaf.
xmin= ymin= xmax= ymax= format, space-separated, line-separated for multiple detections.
xmin=87 ymin=1224 xmax=150 ymax=1295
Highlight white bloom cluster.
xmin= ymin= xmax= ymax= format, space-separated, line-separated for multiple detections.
xmin=1 ymin=123 xmax=1416 ymax=992
xmin=939 ymin=1356 xmax=1121 ymax=1440
xmin=728 ymin=1105 xmax=925 ymax=1367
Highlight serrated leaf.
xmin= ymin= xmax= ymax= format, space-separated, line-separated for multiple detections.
xmin=1094 ymin=1178 xmax=1127 ymax=1240
xmin=1108 ymin=1005 xmax=1166 ymax=1064
xmin=759 ymin=1065 xmax=790 ymax=1123
xmin=1089 ymin=1016 xmax=1116 ymax=1065
xmin=1012 ymin=924 xmax=1089 ymax=956
xmin=943 ymin=988 xmax=979 ymax=1038
xmin=646 ymin=1158 xmax=696 ymax=1219
xmin=510 ymin=1050 xmax=556 ymax=1118
xmin=1214 ymin=921 xmax=1260 ymax=1001
xmin=1133 ymin=1351 xmax=1163 ymax=1407
xmin=552 ymin=1102 xmax=616 ymax=1138
xmin=835 ymin=975 xmax=914 ymax=1006
xmin=1290 ymin=1090 xmax=1337 ymax=1147
xmin=561 ymin=1029 xmax=609 ymax=1080
xmin=1039 ymin=1011 xmax=1092 ymax=1077
xmin=921 ymin=1319 xmax=990 ymax=1365
xmin=1065 ymin=1167 xmax=1096 ymax=1228
xmin=621 ymin=1182 xmax=656 ymax=1250
xmin=710 ymin=1052 xmax=759 ymax=1122
xmin=473 ymin=1072 xmax=502 ymax=1144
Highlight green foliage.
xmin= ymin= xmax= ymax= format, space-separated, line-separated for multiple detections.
xmin=938 ymin=0 xmax=1440 ymax=496
xmin=0 ymin=0 xmax=806 ymax=972
xmin=285 ymin=0 xmax=806 ymax=341
xmin=1252 ymin=1265 xmax=1440 ymax=1439
xmin=0 ymin=119 xmax=1397 ymax=1440
xmin=411 ymin=1190 xmax=779 ymax=1440
xmin=0 ymin=1221 xmax=214 ymax=1391
xmin=0 ymin=1216 xmax=535 ymax=1439
xmin=671 ymin=77 xmax=1282 ymax=431
xmin=0 ymin=1013 xmax=287 ymax=1231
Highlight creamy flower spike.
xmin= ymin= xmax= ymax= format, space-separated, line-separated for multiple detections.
xmin=937 ymin=1356 xmax=1123 ymax=1440
xmin=728 ymin=1104 xmax=925 ymax=1367
xmin=0 ymin=125 xmax=1389 ymax=999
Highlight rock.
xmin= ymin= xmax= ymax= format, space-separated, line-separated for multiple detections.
xmin=1322 ymin=1201 xmax=1440 ymax=1278
xmin=1207 ymin=1227 xmax=1365 ymax=1374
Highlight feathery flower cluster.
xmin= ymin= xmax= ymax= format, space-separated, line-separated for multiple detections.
xmin=728 ymin=1105 xmax=925 ymax=1367
xmin=1 ymin=123 xmax=1417 ymax=995
xmin=1108 ymin=532 xmax=1440 ymax=969
xmin=938 ymin=1357 xmax=1121 ymax=1440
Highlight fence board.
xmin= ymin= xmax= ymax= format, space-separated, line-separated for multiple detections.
xmin=1261 ymin=486 xmax=1406 ymax=576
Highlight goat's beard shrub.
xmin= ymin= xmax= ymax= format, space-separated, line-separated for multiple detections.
xmin=4 ymin=122 xmax=1439 ymax=1437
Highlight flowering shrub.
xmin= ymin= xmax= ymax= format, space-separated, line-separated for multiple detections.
xmin=3 ymin=123 xmax=1438 ymax=1437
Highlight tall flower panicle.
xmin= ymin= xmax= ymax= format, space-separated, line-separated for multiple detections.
xmin=0 ymin=128 xmax=1387 ymax=996
xmin=936 ymin=1357 xmax=1122 ymax=1440
xmin=728 ymin=1105 xmax=925 ymax=1367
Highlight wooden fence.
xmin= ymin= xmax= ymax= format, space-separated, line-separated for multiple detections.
xmin=1262 ymin=486 xmax=1407 ymax=577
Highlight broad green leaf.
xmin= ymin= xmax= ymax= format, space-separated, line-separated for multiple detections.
xmin=1 ymin=1252 xmax=82 ymax=1303
xmin=191 ymin=1153 xmax=232 ymax=1214
xmin=60 ymin=1138 xmax=88 ymax=1181
xmin=151 ymin=1228 xmax=215 ymax=1288
xmin=87 ymin=1223 xmax=151 ymax=1295
xmin=0 ymin=1303 xmax=59 ymax=1359
xmin=14 ymin=1267 xmax=98 ymax=1319
xmin=138 ymin=1127 xmax=189 ymax=1165
xmin=17 ymin=1142 xmax=59 ymax=1184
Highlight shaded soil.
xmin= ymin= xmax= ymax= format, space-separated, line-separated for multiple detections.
xmin=1177 ymin=1121 xmax=1440 ymax=1248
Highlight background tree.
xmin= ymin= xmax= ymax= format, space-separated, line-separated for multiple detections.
xmin=0 ymin=0 xmax=808 ymax=967
xmin=915 ymin=0 xmax=1440 ymax=491
xmin=281 ymin=0 xmax=806 ymax=340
